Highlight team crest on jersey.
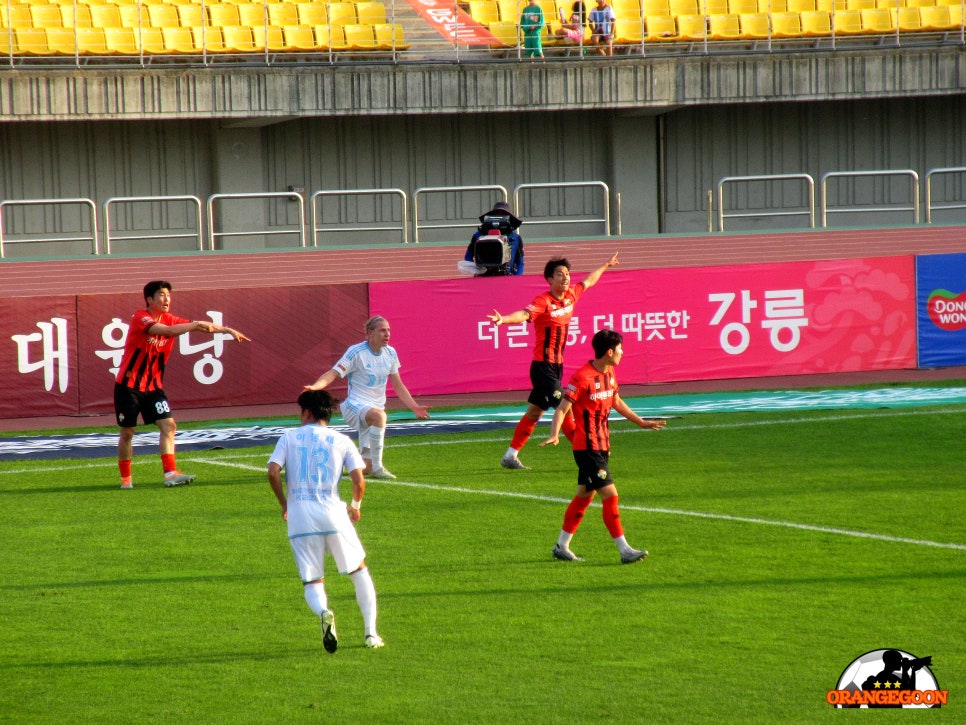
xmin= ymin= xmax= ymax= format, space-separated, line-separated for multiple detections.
xmin=597 ymin=469 xmax=607 ymax=480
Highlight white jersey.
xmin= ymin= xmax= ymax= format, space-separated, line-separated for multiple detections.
xmin=334 ymin=342 xmax=401 ymax=410
xmin=268 ymin=423 xmax=365 ymax=539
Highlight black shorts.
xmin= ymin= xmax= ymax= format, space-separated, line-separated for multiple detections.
xmin=527 ymin=361 xmax=565 ymax=411
xmin=114 ymin=383 xmax=173 ymax=427
xmin=573 ymin=449 xmax=613 ymax=490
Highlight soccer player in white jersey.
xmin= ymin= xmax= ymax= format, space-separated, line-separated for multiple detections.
xmin=304 ymin=315 xmax=430 ymax=479
xmin=267 ymin=389 xmax=384 ymax=652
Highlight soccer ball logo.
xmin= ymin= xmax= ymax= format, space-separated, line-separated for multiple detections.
xmin=831 ymin=649 xmax=943 ymax=708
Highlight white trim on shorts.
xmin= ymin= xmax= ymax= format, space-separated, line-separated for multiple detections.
xmin=340 ymin=400 xmax=376 ymax=453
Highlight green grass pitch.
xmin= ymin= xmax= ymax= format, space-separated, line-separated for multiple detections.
xmin=0 ymin=403 xmax=964 ymax=723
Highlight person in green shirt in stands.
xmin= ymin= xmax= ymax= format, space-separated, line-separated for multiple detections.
xmin=520 ymin=0 xmax=545 ymax=58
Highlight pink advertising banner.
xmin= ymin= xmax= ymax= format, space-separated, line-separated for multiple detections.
xmin=369 ymin=256 xmax=917 ymax=395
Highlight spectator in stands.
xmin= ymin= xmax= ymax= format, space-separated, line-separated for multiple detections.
xmin=589 ymin=0 xmax=616 ymax=55
xmin=114 ymin=280 xmax=250 ymax=489
xmin=461 ymin=200 xmax=525 ymax=276
xmin=304 ymin=315 xmax=430 ymax=480
xmin=555 ymin=1 xmax=587 ymax=45
xmin=520 ymin=0 xmax=546 ymax=59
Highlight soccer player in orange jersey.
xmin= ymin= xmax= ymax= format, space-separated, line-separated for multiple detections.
xmin=486 ymin=252 xmax=619 ymax=470
xmin=541 ymin=329 xmax=666 ymax=564
xmin=114 ymin=280 xmax=250 ymax=489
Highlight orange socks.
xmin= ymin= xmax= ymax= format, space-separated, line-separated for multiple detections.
xmin=510 ymin=416 xmax=539 ymax=451
xmin=562 ymin=496 xmax=593 ymax=534
xmin=161 ymin=453 xmax=177 ymax=475
xmin=602 ymin=495 xmax=623 ymax=538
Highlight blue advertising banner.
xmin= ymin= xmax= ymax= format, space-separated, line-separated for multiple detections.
xmin=917 ymin=252 xmax=966 ymax=368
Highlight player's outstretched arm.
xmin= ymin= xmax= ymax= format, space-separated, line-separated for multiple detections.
xmin=581 ymin=252 xmax=620 ymax=290
xmin=267 ymin=462 xmax=288 ymax=521
xmin=613 ymin=395 xmax=666 ymax=430
xmin=488 ymin=308 xmax=530 ymax=326
xmin=210 ymin=323 xmax=251 ymax=342
xmin=389 ymin=373 xmax=431 ymax=418
xmin=304 ymin=368 xmax=339 ymax=391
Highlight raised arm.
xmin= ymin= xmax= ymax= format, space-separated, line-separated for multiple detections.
xmin=303 ymin=368 xmax=340 ymax=391
xmin=148 ymin=319 xmax=250 ymax=342
xmin=487 ymin=308 xmax=531 ymax=326
xmin=612 ymin=394 xmax=667 ymax=430
xmin=581 ymin=251 xmax=620 ymax=290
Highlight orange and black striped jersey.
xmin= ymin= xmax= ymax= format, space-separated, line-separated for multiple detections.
xmin=563 ymin=361 xmax=618 ymax=452
xmin=115 ymin=309 xmax=189 ymax=392
xmin=525 ymin=283 xmax=585 ymax=364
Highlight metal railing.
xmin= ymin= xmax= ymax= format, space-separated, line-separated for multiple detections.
xmin=716 ymin=174 xmax=815 ymax=232
xmin=513 ymin=181 xmax=612 ymax=236
xmin=0 ymin=198 xmax=98 ymax=257
xmin=207 ymin=192 xmax=305 ymax=250
xmin=310 ymin=188 xmax=409 ymax=245
xmin=412 ymin=185 xmax=509 ymax=244
xmin=103 ymin=195 xmax=204 ymax=253
xmin=925 ymin=167 xmax=966 ymax=223
xmin=820 ymin=169 xmax=920 ymax=227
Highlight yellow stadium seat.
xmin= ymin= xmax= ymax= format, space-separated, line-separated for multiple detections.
xmin=786 ymin=0 xmax=813 ymax=12
xmin=644 ymin=12 xmax=677 ymax=37
xmin=237 ymin=3 xmax=268 ymax=26
xmin=147 ymin=3 xmax=180 ymax=27
xmin=762 ymin=0 xmax=787 ymax=11
xmin=103 ymin=25 xmax=138 ymax=52
xmin=487 ymin=19 xmax=520 ymax=45
xmin=14 ymin=27 xmax=48 ymax=53
xmin=139 ymin=25 xmax=168 ymax=53
xmin=669 ymin=0 xmax=698 ymax=13
xmin=833 ymin=7 xmax=864 ymax=30
xmin=729 ymin=0 xmax=759 ymax=11
xmin=613 ymin=0 xmax=642 ymax=16
xmin=45 ymin=26 xmax=77 ymax=53
xmin=76 ymin=26 xmax=108 ymax=52
xmin=676 ymin=12 xmax=706 ymax=35
xmin=2 ymin=5 xmax=33 ymax=29
xmin=221 ymin=24 xmax=257 ymax=50
xmin=708 ymin=11 xmax=741 ymax=34
xmin=61 ymin=5 xmax=93 ymax=28
xmin=177 ymin=4 xmax=205 ymax=27
xmin=191 ymin=25 xmax=228 ymax=51
xmin=342 ymin=22 xmax=375 ymax=48
xmin=116 ymin=5 xmax=144 ymax=28
xmin=297 ymin=3 xmax=327 ymax=25
xmin=906 ymin=0 xmax=935 ymax=6
xmin=918 ymin=4 xmax=955 ymax=26
xmin=860 ymin=6 xmax=894 ymax=29
xmin=328 ymin=2 xmax=356 ymax=27
xmin=703 ymin=0 xmax=729 ymax=13
xmin=891 ymin=5 xmax=922 ymax=28
xmin=799 ymin=8 xmax=831 ymax=31
xmin=282 ymin=23 xmax=317 ymax=48
xmin=946 ymin=3 xmax=962 ymax=25
xmin=207 ymin=3 xmax=241 ymax=27
xmin=30 ymin=5 xmax=65 ymax=28
xmin=89 ymin=4 xmax=122 ymax=28
xmin=329 ymin=22 xmax=348 ymax=49
xmin=770 ymin=9 xmax=803 ymax=32
xmin=355 ymin=1 xmax=387 ymax=23
xmin=312 ymin=23 xmax=331 ymax=48
xmin=374 ymin=21 xmax=409 ymax=48
xmin=269 ymin=3 xmax=300 ymax=26
xmin=846 ymin=0 xmax=874 ymax=9
xmin=469 ymin=0 xmax=501 ymax=23
xmin=161 ymin=24 xmax=197 ymax=51
xmin=814 ymin=0 xmax=846 ymax=11
xmin=251 ymin=23 xmax=288 ymax=49
xmin=739 ymin=10 xmax=771 ymax=34
xmin=642 ymin=0 xmax=670 ymax=13
xmin=497 ymin=0 xmax=520 ymax=21
xmin=614 ymin=14 xmax=644 ymax=39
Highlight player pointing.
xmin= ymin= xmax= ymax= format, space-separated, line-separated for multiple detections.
xmin=487 ymin=252 xmax=619 ymax=470
xmin=305 ymin=316 xmax=429 ymax=479
xmin=542 ymin=329 xmax=666 ymax=564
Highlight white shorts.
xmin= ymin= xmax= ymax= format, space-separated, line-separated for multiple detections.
xmin=289 ymin=527 xmax=367 ymax=582
xmin=340 ymin=400 xmax=376 ymax=454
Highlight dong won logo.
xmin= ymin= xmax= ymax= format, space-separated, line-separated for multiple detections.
xmin=927 ymin=289 xmax=966 ymax=331
xmin=827 ymin=649 xmax=947 ymax=708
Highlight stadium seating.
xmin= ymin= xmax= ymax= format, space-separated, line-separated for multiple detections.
xmin=356 ymin=1 xmax=387 ymax=24
xmin=374 ymin=21 xmax=409 ymax=48
xmin=282 ymin=24 xmax=319 ymax=50
xmin=468 ymin=0 xmax=501 ymax=24
xmin=297 ymin=2 xmax=328 ymax=26
xmin=708 ymin=11 xmax=741 ymax=35
xmin=860 ymin=6 xmax=895 ymax=30
xmin=645 ymin=13 xmax=678 ymax=38
xmin=770 ymin=10 xmax=803 ymax=33
xmin=739 ymin=10 xmax=771 ymax=35
xmin=269 ymin=3 xmax=300 ymax=27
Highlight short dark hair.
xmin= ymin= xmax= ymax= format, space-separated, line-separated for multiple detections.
xmin=544 ymin=257 xmax=571 ymax=280
xmin=592 ymin=328 xmax=623 ymax=359
xmin=297 ymin=389 xmax=337 ymax=423
xmin=143 ymin=280 xmax=172 ymax=302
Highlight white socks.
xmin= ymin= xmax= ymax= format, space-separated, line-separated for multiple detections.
xmin=303 ymin=581 xmax=329 ymax=616
xmin=557 ymin=531 xmax=574 ymax=549
xmin=369 ymin=426 xmax=386 ymax=471
xmin=351 ymin=567 xmax=378 ymax=638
